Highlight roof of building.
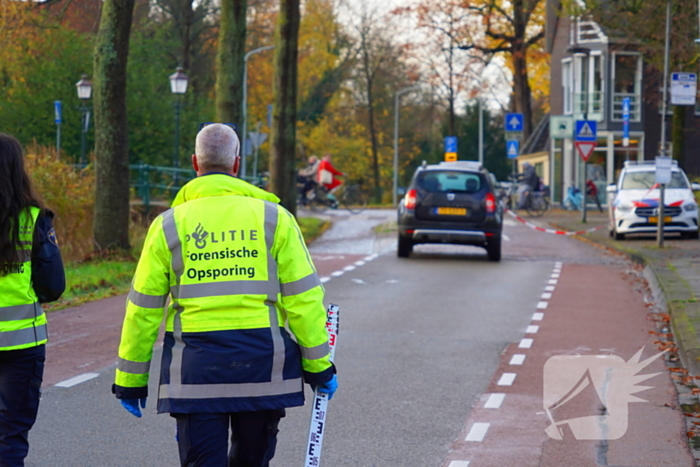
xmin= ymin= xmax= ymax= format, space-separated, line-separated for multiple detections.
xmin=521 ymin=115 xmax=550 ymax=155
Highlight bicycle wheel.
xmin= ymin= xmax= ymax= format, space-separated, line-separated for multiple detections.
xmin=341 ymin=186 xmax=368 ymax=214
xmin=526 ymin=194 xmax=548 ymax=217
xmin=304 ymin=188 xmax=329 ymax=213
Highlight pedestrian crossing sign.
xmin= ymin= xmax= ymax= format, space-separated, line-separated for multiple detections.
xmin=507 ymin=140 xmax=519 ymax=159
xmin=575 ymin=120 xmax=597 ymax=142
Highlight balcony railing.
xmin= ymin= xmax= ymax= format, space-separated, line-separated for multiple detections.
xmin=572 ymin=91 xmax=604 ymax=121
xmin=612 ymin=93 xmax=641 ymax=121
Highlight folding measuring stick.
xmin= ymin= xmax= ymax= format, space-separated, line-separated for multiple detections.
xmin=304 ymin=303 xmax=339 ymax=467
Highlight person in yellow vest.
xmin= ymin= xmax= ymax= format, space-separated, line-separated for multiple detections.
xmin=0 ymin=133 xmax=65 ymax=467
xmin=114 ymin=123 xmax=337 ymax=466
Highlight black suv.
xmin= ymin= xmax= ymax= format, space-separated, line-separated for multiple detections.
xmin=397 ymin=161 xmax=503 ymax=261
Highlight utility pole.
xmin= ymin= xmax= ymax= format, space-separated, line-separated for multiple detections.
xmin=658 ymin=0 xmax=672 ymax=247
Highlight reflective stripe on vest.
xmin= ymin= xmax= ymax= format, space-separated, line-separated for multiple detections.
xmin=0 ymin=324 xmax=47 ymax=348
xmin=0 ymin=303 xmax=44 ymax=322
xmin=117 ymin=357 xmax=151 ymax=375
xmin=158 ymin=202 xmax=291 ymax=399
xmin=127 ymin=289 xmax=168 ymax=309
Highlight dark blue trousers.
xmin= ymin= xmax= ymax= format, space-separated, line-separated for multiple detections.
xmin=0 ymin=345 xmax=45 ymax=467
xmin=174 ymin=409 xmax=285 ymax=467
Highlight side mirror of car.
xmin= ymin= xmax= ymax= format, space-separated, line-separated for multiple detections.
xmin=606 ymin=184 xmax=617 ymax=194
xmin=692 ymin=183 xmax=700 ymax=192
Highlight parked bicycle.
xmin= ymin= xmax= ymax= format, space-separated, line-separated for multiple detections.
xmin=297 ymin=180 xmax=368 ymax=214
xmin=502 ymin=174 xmax=550 ymax=217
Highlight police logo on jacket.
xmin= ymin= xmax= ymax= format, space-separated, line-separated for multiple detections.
xmin=114 ymin=174 xmax=334 ymax=414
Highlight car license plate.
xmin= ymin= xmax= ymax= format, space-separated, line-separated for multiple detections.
xmin=648 ymin=216 xmax=672 ymax=223
xmin=436 ymin=207 xmax=467 ymax=216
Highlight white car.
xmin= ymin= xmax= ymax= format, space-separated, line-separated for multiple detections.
xmin=607 ymin=161 xmax=700 ymax=240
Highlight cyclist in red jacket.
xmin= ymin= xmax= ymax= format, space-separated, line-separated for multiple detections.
xmin=318 ymin=154 xmax=344 ymax=193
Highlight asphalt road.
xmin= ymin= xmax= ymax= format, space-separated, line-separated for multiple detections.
xmin=25 ymin=209 xmax=667 ymax=467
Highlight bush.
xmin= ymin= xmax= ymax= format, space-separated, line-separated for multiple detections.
xmin=24 ymin=144 xmax=95 ymax=262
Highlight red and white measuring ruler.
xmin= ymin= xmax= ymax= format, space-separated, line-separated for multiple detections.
xmin=304 ymin=303 xmax=339 ymax=467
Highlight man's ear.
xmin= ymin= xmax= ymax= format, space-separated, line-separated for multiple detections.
xmin=232 ymin=156 xmax=240 ymax=177
xmin=191 ymin=154 xmax=199 ymax=173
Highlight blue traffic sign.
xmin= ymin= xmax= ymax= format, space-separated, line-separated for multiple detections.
xmin=54 ymin=100 xmax=62 ymax=124
xmin=505 ymin=113 xmax=524 ymax=132
xmin=444 ymin=136 xmax=457 ymax=154
xmin=574 ymin=120 xmax=597 ymax=142
xmin=622 ymin=98 xmax=630 ymax=144
xmin=506 ymin=140 xmax=519 ymax=159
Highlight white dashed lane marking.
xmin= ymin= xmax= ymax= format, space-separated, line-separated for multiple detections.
xmin=484 ymin=393 xmax=506 ymax=409
xmin=536 ymin=301 xmax=548 ymax=309
xmin=526 ymin=325 xmax=539 ymax=334
xmin=541 ymin=292 xmax=552 ymax=299
xmin=532 ymin=312 xmax=544 ymax=321
xmin=449 ymin=461 xmax=470 ymax=467
xmin=519 ymin=338 xmax=533 ymax=348
xmin=510 ymin=354 xmax=526 ymax=365
xmin=465 ymin=423 xmax=490 ymax=442
xmin=55 ymin=373 xmax=99 ymax=388
xmin=545 ymin=285 xmax=555 ymax=292
xmin=497 ymin=373 xmax=516 ymax=386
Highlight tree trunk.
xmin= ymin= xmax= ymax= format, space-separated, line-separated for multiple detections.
xmin=92 ymin=0 xmax=135 ymax=255
xmin=270 ymin=0 xmax=300 ymax=215
xmin=215 ymin=0 xmax=246 ymax=125
xmin=366 ymin=81 xmax=381 ymax=203
xmin=671 ymin=105 xmax=685 ymax=165
xmin=511 ymin=44 xmax=533 ymax=139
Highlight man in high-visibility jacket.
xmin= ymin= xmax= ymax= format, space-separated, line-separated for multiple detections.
xmin=114 ymin=123 xmax=337 ymax=466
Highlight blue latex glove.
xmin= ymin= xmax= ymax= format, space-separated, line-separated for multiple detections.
xmin=316 ymin=375 xmax=338 ymax=400
xmin=120 ymin=398 xmax=147 ymax=418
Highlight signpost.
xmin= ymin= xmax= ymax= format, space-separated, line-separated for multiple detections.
xmin=656 ymin=156 xmax=672 ymax=247
xmin=54 ymin=100 xmax=62 ymax=159
xmin=550 ymin=116 xmax=573 ymax=140
xmin=505 ymin=113 xmax=524 ymax=175
xmin=575 ymin=120 xmax=597 ymax=223
xmin=670 ymin=72 xmax=697 ymax=106
xmin=444 ymin=136 xmax=457 ymax=162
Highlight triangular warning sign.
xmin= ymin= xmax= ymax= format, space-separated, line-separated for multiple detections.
xmin=508 ymin=143 xmax=517 ymax=156
xmin=575 ymin=142 xmax=596 ymax=162
xmin=578 ymin=122 xmax=594 ymax=139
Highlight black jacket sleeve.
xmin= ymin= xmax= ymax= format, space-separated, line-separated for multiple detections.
xmin=31 ymin=211 xmax=66 ymax=303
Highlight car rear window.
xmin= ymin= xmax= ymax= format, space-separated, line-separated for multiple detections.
xmin=621 ymin=171 xmax=688 ymax=189
xmin=417 ymin=171 xmax=484 ymax=193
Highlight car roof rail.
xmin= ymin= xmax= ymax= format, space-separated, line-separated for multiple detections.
xmin=623 ymin=159 xmax=678 ymax=167
xmin=438 ymin=160 xmax=483 ymax=170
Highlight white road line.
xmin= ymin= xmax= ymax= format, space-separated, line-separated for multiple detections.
xmin=365 ymin=254 xmax=379 ymax=261
xmin=503 ymin=219 xmax=517 ymax=226
xmin=555 ymin=262 xmax=563 ymax=267
xmin=526 ymin=325 xmax=539 ymax=334
xmin=484 ymin=393 xmax=506 ymax=409
xmin=551 ymin=273 xmax=560 ymax=279
xmin=532 ymin=312 xmax=544 ymax=321
xmin=55 ymin=373 xmax=100 ymax=388
xmin=545 ymin=285 xmax=555 ymax=292
xmin=498 ymin=373 xmax=517 ymax=386
xmin=449 ymin=461 xmax=470 ymax=467
xmin=541 ymin=292 xmax=552 ymax=300
xmin=519 ymin=338 xmax=533 ymax=348
xmin=553 ymin=268 xmax=561 ymax=274
xmin=354 ymin=261 xmax=366 ymax=266
xmin=465 ymin=423 xmax=490 ymax=442
xmin=510 ymin=354 xmax=526 ymax=365
xmin=320 ymin=277 xmax=331 ymax=283
xmin=548 ymin=279 xmax=558 ymax=285
xmin=343 ymin=265 xmax=356 ymax=272
xmin=502 ymin=234 xmax=511 ymax=242
xmin=537 ymin=301 xmax=548 ymax=309
xmin=330 ymin=271 xmax=344 ymax=277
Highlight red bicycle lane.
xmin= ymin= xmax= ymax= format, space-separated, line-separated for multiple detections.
xmin=41 ymin=252 xmax=372 ymax=388
xmin=441 ymin=262 xmax=693 ymax=467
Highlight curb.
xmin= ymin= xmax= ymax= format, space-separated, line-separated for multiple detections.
xmin=549 ymin=220 xmax=700 ymax=376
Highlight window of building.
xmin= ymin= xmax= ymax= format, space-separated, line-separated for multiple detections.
xmin=612 ymin=53 xmax=642 ymax=121
xmin=562 ymin=59 xmax=572 ymax=115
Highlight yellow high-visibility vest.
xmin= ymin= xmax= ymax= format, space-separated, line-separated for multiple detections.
xmin=116 ymin=175 xmax=333 ymax=413
xmin=0 ymin=206 xmax=48 ymax=350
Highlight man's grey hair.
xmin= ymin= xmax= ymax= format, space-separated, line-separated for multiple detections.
xmin=195 ymin=124 xmax=240 ymax=170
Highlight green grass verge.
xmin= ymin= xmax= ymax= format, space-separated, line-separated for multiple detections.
xmin=45 ymin=216 xmax=330 ymax=312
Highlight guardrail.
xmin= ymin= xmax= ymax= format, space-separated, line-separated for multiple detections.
xmin=73 ymin=163 xmax=265 ymax=209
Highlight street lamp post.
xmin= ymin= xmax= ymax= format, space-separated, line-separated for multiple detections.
xmin=169 ymin=67 xmax=189 ymax=184
xmin=75 ymin=74 xmax=92 ymax=165
xmin=393 ymin=85 xmax=421 ymax=206
xmin=568 ymin=44 xmax=591 ymax=223
xmin=241 ymin=45 xmax=274 ymax=179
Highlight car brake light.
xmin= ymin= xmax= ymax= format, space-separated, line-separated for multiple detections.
xmin=405 ymin=189 xmax=417 ymax=209
xmin=485 ymin=193 xmax=496 ymax=213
